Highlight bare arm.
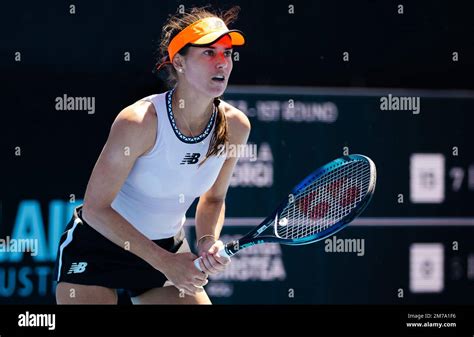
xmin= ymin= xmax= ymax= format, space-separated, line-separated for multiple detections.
xmin=81 ymin=101 xmax=209 ymax=295
xmin=195 ymin=106 xmax=251 ymax=273
xmin=81 ymin=102 xmax=172 ymax=270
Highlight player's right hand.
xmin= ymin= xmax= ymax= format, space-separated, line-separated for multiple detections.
xmin=160 ymin=252 xmax=209 ymax=296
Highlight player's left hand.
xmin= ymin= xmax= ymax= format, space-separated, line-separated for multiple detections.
xmin=197 ymin=238 xmax=231 ymax=275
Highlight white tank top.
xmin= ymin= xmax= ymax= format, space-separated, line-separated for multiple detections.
xmin=111 ymin=89 xmax=227 ymax=239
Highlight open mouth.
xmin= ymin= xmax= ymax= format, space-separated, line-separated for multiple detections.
xmin=211 ymin=75 xmax=225 ymax=82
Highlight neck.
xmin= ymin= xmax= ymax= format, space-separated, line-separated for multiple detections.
xmin=172 ymin=84 xmax=214 ymax=128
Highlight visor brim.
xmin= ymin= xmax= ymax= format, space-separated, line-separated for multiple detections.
xmin=191 ymin=30 xmax=245 ymax=46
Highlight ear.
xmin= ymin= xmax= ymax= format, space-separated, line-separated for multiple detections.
xmin=172 ymin=54 xmax=186 ymax=73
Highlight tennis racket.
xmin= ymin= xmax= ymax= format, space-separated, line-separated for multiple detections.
xmin=193 ymin=154 xmax=377 ymax=271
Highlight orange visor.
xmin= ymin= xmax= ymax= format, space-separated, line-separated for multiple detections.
xmin=168 ymin=17 xmax=245 ymax=62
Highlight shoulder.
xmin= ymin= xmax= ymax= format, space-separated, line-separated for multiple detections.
xmin=109 ymin=99 xmax=157 ymax=156
xmin=220 ymin=100 xmax=251 ymax=142
xmin=115 ymin=99 xmax=157 ymax=128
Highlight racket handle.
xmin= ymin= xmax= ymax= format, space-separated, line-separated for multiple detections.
xmin=193 ymin=247 xmax=230 ymax=272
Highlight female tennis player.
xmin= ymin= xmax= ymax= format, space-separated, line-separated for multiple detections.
xmin=54 ymin=6 xmax=249 ymax=304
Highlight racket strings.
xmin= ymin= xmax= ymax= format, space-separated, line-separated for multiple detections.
xmin=276 ymin=160 xmax=371 ymax=239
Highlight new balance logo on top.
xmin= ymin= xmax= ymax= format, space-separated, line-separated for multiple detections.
xmin=180 ymin=153 xmax=201 ymax=165
xmin=67 ymin=262 xmax=88 ymax=274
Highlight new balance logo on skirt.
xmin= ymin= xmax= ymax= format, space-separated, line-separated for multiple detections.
xmin=180 ymin=153 xmax=200 ymax=165
xmin=68 ymin=262 xmax=88 ymax=274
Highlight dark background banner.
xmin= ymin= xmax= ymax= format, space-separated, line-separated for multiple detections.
xmin=221 ymin=87 xmax=474 ymax=218
xmin=2 ymin=87 xmax=473 ymax=304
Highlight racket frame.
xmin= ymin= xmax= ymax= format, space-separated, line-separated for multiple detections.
xmin=221 ymin=154 xmax=376 ymax=257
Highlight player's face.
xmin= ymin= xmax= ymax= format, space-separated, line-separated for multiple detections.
xmin=183 ymin=35 xmax=234 ymax=97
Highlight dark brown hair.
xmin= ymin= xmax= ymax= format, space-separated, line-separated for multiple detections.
xmin=155 ymin=5 xmax=241 ymax=166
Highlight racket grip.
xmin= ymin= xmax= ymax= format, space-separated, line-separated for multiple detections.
xmin=193 ymin=247 xmax=230 ymax=272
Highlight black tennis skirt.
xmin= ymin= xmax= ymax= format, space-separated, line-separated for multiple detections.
xmin=54 ymin=205 xmax=188 ymax=298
